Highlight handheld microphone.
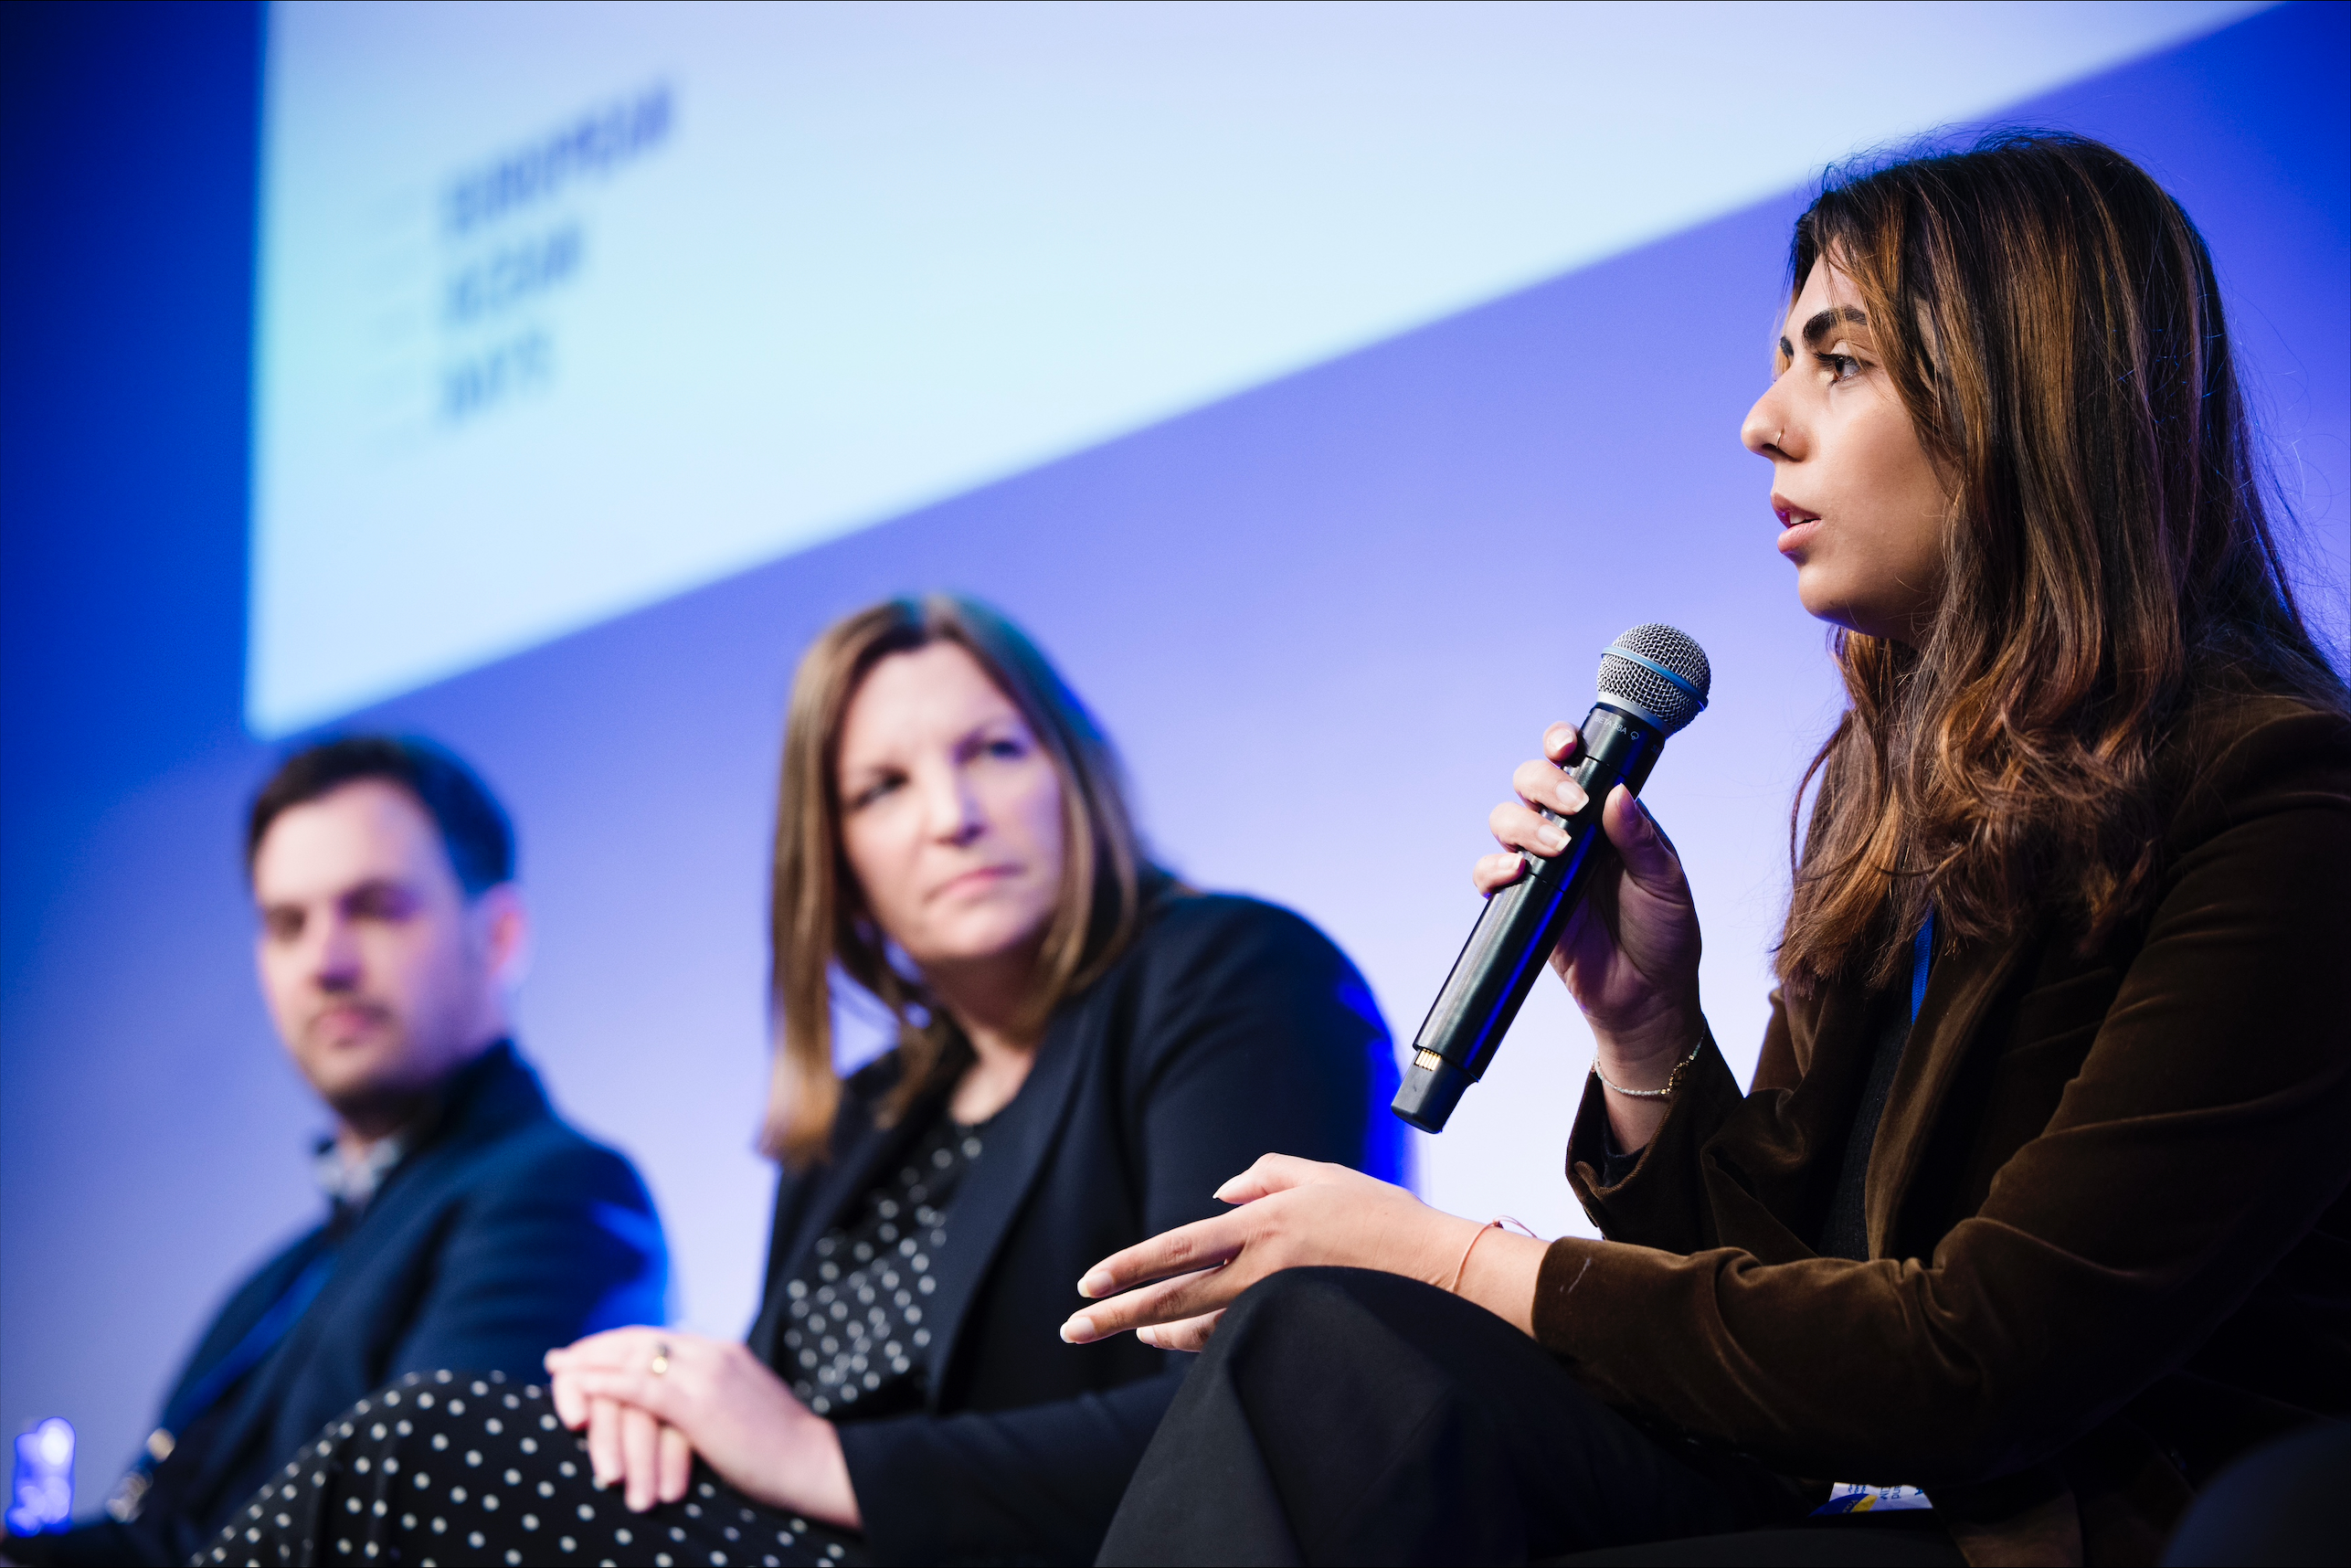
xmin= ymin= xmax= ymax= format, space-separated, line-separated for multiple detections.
xmin=1392 ymin=625 xmax=1711 ymax=1133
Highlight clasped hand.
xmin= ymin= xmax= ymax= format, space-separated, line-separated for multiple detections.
xmin=543 ymin=1329 xmax=859 ymax=1527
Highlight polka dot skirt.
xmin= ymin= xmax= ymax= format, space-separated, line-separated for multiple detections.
xmin=200 ymin=1371 xmax=864 ymax=1567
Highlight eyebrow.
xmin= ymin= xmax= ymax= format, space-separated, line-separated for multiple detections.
xmin=266 ymin=877 xmax=415 ymax=913
xmin=1781 ymin=304 xmax=1870 ymax=356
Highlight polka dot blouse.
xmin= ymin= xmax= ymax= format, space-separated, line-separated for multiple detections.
xmin=778 ymin=1112 xmax=988 ymax=1418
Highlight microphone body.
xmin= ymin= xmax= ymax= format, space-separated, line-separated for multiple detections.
xmin=1393 ymin=625 xmax=1710 ymax=1133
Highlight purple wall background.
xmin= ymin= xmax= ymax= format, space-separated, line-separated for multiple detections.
xmin=5 ymin=1 xmax=2345 ymax=1504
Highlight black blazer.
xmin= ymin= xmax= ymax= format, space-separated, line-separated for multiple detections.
xmin=747 ymin=893 xmax=1400 ymax=1564
xmin=31 ymin=1044 xmax=668 ymax=1567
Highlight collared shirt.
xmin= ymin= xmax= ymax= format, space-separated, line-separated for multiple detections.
xmin=309 ymin=1052 xmax=491 ymax=1215
xmin=312 ymin=1130 xmax=410 ymax=1213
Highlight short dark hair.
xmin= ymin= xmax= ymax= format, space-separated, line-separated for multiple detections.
xmin=246 ymin=736 xmax=515 ymax=895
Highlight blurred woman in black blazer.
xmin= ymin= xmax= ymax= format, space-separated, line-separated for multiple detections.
xmin=217 ymin=595 xmax=1397 ymax=1567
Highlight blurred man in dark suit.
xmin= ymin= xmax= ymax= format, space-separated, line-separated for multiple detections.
xmin=2 ymin=736 xmax=668 ymax=1566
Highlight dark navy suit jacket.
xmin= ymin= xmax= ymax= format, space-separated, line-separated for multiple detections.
xmin=26 ymin=1043 xmax=666 ymax=1566
xmin=747 ymin=893 xmax=1401 ymax=1565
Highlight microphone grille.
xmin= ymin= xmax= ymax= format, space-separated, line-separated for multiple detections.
xmin=1596 ymin=624 xmax=1711 ymax=735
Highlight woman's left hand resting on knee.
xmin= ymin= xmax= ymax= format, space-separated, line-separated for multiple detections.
xmin=1059 ymin=1155 xmax=1550 ymax=1351
xmin=544 ymin=1329 xmax=860 ymax=1528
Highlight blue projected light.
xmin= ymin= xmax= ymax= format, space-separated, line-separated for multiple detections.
xmin=247 ymin=0 xmax=2262 ymax=735
xmin=6 ymin=1419 xmax=74 ymax=1535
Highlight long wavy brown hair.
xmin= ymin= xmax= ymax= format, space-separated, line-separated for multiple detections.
xmin=1778 ymin=132 xmax=2345 ymax=989
xmin=762 ymin=595 xmax=1160 ymax=1167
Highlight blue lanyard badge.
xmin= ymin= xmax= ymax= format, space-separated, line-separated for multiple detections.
xmin=1811 ymin=915 xmax=1936 ymax=1520
xmin=1816 ymin=1481 xmax=1933 ymax=1514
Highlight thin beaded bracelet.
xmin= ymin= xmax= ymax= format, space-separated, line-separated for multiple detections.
xmin=1592 ymin=1033 xmax=1704 ymax=1099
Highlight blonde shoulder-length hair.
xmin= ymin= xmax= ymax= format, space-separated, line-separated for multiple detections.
xmin=763 ymin=595 xmax=1159 ymax=1167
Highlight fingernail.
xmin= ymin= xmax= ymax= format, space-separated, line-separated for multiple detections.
xmin=1540 ymin=825 xmax=1568 ymax=852
xmin=1078 ymin=1270 xmax=1114 ymax=1298
xmin=1556 ymin=781 xmax=1586 ymax=812
xmin=1062 ymin=1315 xmax=1096 ymax=1344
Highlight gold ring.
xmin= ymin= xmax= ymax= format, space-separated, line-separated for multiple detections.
xmin=649 ymin=1342 xmax=671 ymax=1376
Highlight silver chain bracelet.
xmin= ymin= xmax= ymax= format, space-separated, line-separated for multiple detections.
xmin=1592 ymin=1033 xmax=1704 ymax=1099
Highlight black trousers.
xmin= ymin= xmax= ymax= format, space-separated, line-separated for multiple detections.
xmin=1098 ymin=1268 xmax=1964 ymax=1567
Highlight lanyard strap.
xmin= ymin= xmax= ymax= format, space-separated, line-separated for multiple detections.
xmin=1909 ymin=908 xmax=1935 ymax=1027
xmin=151 ymin=1246 xmax=337 ymax=1454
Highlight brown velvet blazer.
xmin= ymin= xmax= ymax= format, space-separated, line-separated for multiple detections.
xmin=1535 ymin=694 xmax=2351 ymax=1565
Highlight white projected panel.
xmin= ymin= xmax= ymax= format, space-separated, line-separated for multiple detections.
xmin=249 ymin=0 xmax=2260 ymax=733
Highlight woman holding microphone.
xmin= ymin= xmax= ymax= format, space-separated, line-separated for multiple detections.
xmin=1064 ymin=133 xmax=2350 ymax=1565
